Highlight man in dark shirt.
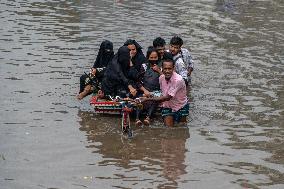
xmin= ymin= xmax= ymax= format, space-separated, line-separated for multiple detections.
xmin=153 ymin=37 xmax=173 ymax=64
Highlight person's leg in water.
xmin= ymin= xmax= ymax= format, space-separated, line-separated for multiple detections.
xmin=79 ymin=74 xmax=88 ymax=93
xmin=164 ymin=115 xmax=174 ymax=127
xmin=135 ymin=108 xmax=142 ymax=127
xmin=77 ymin=85 xmax=93 ymax=100
xmin=78 ymin=74 xmax=94 ymax=100
xmin=173 ymin=103 xmax=189 ymax=124
xmin=143 ymin=102 xmax=157 ymax=126
xmin=161 ymin=107 xmax=175 ymax=127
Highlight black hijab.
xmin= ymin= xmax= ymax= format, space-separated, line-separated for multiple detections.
xmin=124 ymin=39 xmax=143 ymax=51
xmin=93 ymin=40 xmax=114 ymax=68
xmin=123 ymin=39 xmax=146 ymax=66
xmin=117 ymin=46 xmax=131 ymax=77
xmin=104 ymin=46 xmax=131 ymax=84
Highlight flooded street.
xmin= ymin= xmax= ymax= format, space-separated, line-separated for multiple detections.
xmin=0 ymin=0 xmax=283 ymax=188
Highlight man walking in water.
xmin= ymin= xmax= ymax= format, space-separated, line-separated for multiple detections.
xmin=140 ymin=59 xmax=189 ymax=127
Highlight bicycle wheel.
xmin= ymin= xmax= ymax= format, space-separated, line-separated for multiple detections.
xmin=121 ymin=111 xmax=133 ymax=138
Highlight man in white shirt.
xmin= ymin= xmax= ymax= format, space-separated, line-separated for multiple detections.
xmin=169 ymin=36 xmax=194 ymax=85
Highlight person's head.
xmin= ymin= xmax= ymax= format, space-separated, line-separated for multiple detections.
xmin=124 ymin=39 xmax=142 ymax=58
xmin=94 ymin=40 xmax=114 ymax=68
xmin=146 ymin=46 xmax=159 ymax=66
xmin=169 ymin=36 xmax=183 ymax=56
xmin=153 ymin=37 xmax=166 ymax=58
xmin=118 ymin=46 xmax=131 ymax=65
xmin=100 ymin=40 xmax=114 ymax=54
xmin=127 ymin=44 xmax=137 ymax=58
xmin=162 ymin=59 xmax=175 ymax=80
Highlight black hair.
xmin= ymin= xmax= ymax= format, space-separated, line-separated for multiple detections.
xmin=153 ymin=37 xmax=166 ymax=48
xmin=163 ymin=51 xmax=173 ymax=60
xmin=123 ymin=39 xmax=143 ymax=50
xmin=146 ymin=46 xmax=159 ymax=59
xmin=162 ymin=58 xmax=175 ymax=67
xmin=170 ymin=36 xmax=183 ymax=47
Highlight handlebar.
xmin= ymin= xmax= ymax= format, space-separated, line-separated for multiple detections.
xmin=105 ymin=95 xmax=143 ymax=109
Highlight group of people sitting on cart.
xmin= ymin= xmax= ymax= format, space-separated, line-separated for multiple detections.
xmin=77 ymin=36 xmax=194 ymax=127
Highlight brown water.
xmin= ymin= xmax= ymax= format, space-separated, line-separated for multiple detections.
xmin=0 ymin=0 xmax=283 ymax=188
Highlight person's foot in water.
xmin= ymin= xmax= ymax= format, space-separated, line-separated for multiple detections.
xmin=143 ymin=116 xmax=150 ymax=126
xmin=135 ymin=119 xmax=143 ymax=127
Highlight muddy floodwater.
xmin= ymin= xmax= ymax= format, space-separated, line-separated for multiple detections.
xmin=0 ymin=0 xmax=283 ymax=189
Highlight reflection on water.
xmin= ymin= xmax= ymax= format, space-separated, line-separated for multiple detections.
xmin=78 ymin=110 xmax=190 ymax=188
xmin=0 ymin=0 xmax=283 ymax=188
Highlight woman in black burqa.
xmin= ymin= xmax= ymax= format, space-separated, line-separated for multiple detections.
xmin=123 ymin=39 xmax=147 ymax=96
xmin=101 ymin=45 xmax=142 ymax=98
xmin=77 ymin=40 xmax=114 ymax=100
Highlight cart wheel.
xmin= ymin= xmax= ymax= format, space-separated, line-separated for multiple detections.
xmin=127 ymin=127 xmax=133 ymax=138
xmin=122 ymin=126 xmax=127 ymax=133
xmin=123 ymin=126 xmax=133 ymax=138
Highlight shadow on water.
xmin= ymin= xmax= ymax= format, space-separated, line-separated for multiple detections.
xmin=77 ymin=110 xmax=190 ymax=188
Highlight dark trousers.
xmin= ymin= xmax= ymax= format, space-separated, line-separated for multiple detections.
xmin=136 ymin=101 xmax=158 ymax=120
xmin=79 ymin=74 xmax=88 ymax=93
xmin=101 ymin=78 xmax=128 ymax=98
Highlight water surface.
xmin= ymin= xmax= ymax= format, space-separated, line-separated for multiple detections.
xmin=0 ymin=0 xmax=283 ymax=188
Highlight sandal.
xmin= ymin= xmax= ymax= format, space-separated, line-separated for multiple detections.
xmin=143 ymin=117 xmax=150 ymax=126
xmin=135 ymin=119 xmax=142 ymax=127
